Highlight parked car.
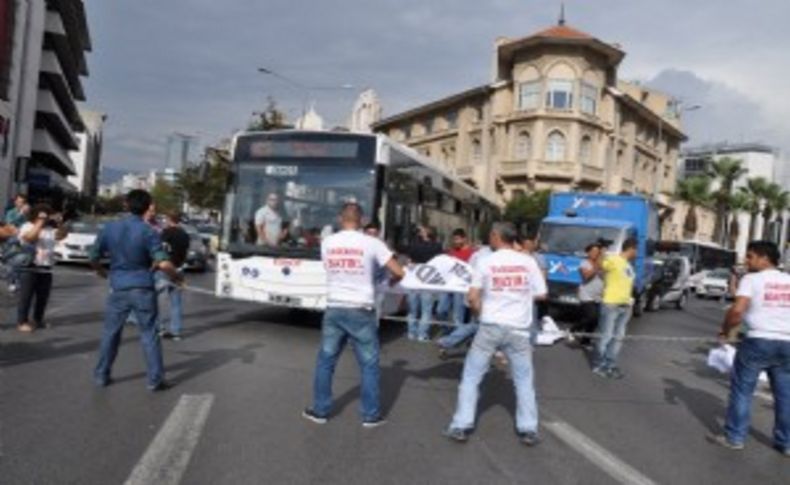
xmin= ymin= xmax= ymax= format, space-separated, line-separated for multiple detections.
xmin=695 ymin=267 xmax=732 ymax=300
xmin=646 ymin=255 xmax=692 ymax=310
xmin=182 ymin=224 xmax=209 ymax=272
xmin=54 ymin=220 xmax=105 ymax=264
xmin=195 ymin=223 xmax=220 ymax=256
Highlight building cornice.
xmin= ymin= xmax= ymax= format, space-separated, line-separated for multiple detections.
xmin=372 ymin=85 xmax=491 ymax=129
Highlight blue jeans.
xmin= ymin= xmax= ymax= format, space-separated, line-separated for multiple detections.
xmin=407 ymin=291 xmax=434 ymax=340
xmin=595 ymin=304 xmax=632 ymax=370
xmin=450 ymin=324 xmax=538 ymax=433
xmin=95 ymin=288 xmax=164 ymax=388
xmin=724 ymin=338 xmax=790 ymax=449
xmin=438 ymin=292 xmax=466 ymax=333
xmin=156 ymin=271 xmax=183 ymax=335
xmin=313 ymin=307 xmax=381 ymax=421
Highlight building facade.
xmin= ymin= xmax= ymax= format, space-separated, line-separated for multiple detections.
xmin=68 ymin=109 xmax=104 ymax=197
xmin=0 ymin=0 xmax=91 ymax=207
xmin=373 ymin=21 xmax=687 ymax=218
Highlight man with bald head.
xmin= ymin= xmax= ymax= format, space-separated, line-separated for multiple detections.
xmin=303 ymin=203 xmax=405 ymax=427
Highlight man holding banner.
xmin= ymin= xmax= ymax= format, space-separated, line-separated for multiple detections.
xmin=445 ymin=222 xmax=547 ymax=445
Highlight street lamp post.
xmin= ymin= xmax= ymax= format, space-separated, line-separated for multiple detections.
xmin=257 ymin=67 xmax=355 ymax=127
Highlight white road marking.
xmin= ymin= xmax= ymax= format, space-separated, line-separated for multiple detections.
xmin=124 ymin=394 xmax=215 ymax=485
xmin=542 ymin=418 xmax=658 ymax=485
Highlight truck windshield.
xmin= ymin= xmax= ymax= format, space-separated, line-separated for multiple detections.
xmin=540 ymin=223 xmax=622 ymax=256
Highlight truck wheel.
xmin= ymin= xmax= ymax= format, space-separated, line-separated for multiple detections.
xmin=676 ymin=292 xmax=688 ymax=310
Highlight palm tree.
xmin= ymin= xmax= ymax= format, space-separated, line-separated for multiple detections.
xmin=676 ymin=176 xmax=711 ymax=240
xmin=762 ymin=183 xmax=790 ymax=241
xmin=727 ymin=192 xmax=749 ymax=249
xmin=740 ymin=177 xmax=769 ymax=241
xmin=707 ymin=157 xmax=747 ymax=245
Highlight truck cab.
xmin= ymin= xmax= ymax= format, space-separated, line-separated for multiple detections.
xmin=539 ymin=193 xmax=658 ymax=315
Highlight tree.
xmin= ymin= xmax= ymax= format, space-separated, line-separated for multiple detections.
xmin=707 ymin=156 xmax=747 ymax=245
xmin=248 ymin=97 xmax=290 ymax=132
xmin=762 ymin=182 xmax=789 ymax=241
xmin=727 ymin=192 xmax=749 ymax=249
xmin=675 ymin=176 xmax=711 ymax=240
xmin=740 ymin=177 xmax=769 ymax=241
xmin=150 ymin=180 xmax=181 ymax=214
xmin=96 ymin=195 xmax=126 ymax=214
xmin=503 ymin=190 xmax=551 ymax=234
xmin=178 ymin=149 xmax=230 ymax=213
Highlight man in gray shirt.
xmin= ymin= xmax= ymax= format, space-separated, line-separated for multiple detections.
xmin=572 ymin=242 xmax=603 ymax=347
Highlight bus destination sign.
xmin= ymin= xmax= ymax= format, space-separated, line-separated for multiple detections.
xmin=245 ymin=140 xmax=359 ymax=159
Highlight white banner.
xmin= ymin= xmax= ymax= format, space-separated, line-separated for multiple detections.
xmin=398 ymin=254 xmax=475 ymax=293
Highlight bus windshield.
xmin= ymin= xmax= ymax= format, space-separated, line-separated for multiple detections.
xmin=224 ymin=160 xmax=376 ymax=258
xmin=540 ymin=223 xmax=622 ymax=256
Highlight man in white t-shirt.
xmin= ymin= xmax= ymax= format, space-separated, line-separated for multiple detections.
xmin=303 ymin=203 xmax=404 ymax=428
xmin=445 ymin=222 xmax=547 ymax=445
xmin=710 ymin=241 xmax=790 ymax=456
xmin=255 ymin=193 xmax=284 ymax=246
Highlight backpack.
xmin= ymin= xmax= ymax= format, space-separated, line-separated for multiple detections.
xmin=1 ymin=236 xmax=35 ymax=268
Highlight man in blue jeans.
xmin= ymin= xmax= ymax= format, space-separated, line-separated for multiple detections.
xmin=445 ymin=222 xmax=547 ymax=445
xmin=710 ymin=241 xmax=790 ymax=456
xmin=157 ymin=211 xmax=190 ymax=340
xmin=303 ymin=204 xmax=404 ymax=427
xmin=406 ymin=226 xmax=443 ymax=341
xmin=90 ymin=190 xmax=181 ymax=392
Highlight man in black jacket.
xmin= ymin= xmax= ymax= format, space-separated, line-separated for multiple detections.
xmin=405 ymin=226 xmax=443 ymax=341
xmin=158 ymin=212 xmax=190 ymax=340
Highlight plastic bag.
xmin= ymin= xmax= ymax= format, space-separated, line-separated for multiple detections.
xmin=535 ymin=316 xmax=565 ymax=346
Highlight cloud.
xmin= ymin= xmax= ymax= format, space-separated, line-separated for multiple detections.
xmin=82 ymin=0 xmax=790 ymax=174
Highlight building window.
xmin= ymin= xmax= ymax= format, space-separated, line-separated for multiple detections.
xmin=579 ymin=136 xmax=592 ymax=164
xmin=581 ymin=82 xmax=598 ymax=114
xmin=471 ymin=138 xmax=482 ymax=163
xmin=470 ymin=105 xmax=482 ymax=123
xmin=518 ymin=81 xmax=541 ymax=110
xmin=515 ymin=131 xmax=531 ymax=159
xmin=546 ymin=80 xmax=574 ymax=110
xmin=446 ymin=110 xmax=458 ymax=129
xmin=545 ymin=131 xmax=566 ymax=161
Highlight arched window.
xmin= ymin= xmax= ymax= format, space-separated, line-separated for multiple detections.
xmin=545 ymin=131 xmax=566 ymax=161
xmin=545 ymin=63 xmax=576 ymax=110
xmin=579 ymin=136 xmax=592 ymax=164
xmin=515 ymin=131 xmax=531 ymax=159
xmin=471 ymin=138 xmax=482 ymax=163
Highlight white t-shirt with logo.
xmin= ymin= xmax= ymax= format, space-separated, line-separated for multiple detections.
xmin=322 ymin=230 xmax=394 ymax=309
xmin=254 ymin=205 xmax=282 ymax=245
xmin=737 ymin=269 xmax=790 ymax=342
xmin=20 ymin=223 xmax=57 ymax=267
xmin=473 ymin=248 xmax=547 ymax=328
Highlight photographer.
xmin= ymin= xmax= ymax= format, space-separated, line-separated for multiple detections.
xmin=16 ymin=204 xmax=68 ymax=332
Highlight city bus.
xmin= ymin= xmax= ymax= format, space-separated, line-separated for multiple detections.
xmin=215 ymin=130 xmax=499 ymax=311
xmin=655 ymin=240 xmax=736 ymax=274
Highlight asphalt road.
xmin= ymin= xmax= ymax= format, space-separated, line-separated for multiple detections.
xmin=1 ymin=266 xmax=788 ymax=484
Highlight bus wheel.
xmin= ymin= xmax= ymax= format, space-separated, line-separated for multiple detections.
xmin=676 ymin=292 xmax=688 ymax=310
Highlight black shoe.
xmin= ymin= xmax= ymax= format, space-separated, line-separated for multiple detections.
xmin=362 ymin=417 xmax=387 ymax=428
xmin=707 ymin=434 xmax=744 ymax=451
xmin=773 ymin=444 xmax=790 ymax=457
xmin=95 ymin=377 xmax=114 ymax=388
xmin=517 ymin=431 xmax=541 ymax=447
xmin=302 ymin=408 xmax=328 ymax=424
xmin=607 ymin=367 xmax=625 ymax=380
xmin=148 ymin=380 xmax=173 ymax=392
xmin=160 ymin=331 xmax=174 ymax=340
xmin=444 ymin=427 xmax=471 ymax=443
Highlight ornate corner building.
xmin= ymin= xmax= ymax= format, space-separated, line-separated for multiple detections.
xmin=372 ymin=20 xmax=687 ymax=210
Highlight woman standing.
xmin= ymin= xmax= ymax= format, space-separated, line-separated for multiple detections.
xmin=17 ymin=204 xmax=67 ymax=332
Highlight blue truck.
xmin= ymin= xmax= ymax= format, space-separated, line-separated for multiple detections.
xmin=539 ymin=193 xmax=659 ymax=316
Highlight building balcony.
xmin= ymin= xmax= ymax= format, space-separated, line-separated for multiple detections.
xmin=32 ymin=129 xmax=77 ymax=176
xmin=39 ymin=51 xmax=83 ymax=131
xmin=499 ymin=159 xmax=529 ymax=177
xmin=534 ymin=160 xmax=576 ymax=180
xmin=580 ymin=164 xmax=605 ymax=183
xmin=455 ymin=165 xmax=475 ymax=178
xmin=36 ymin=90 xmax=79 ymax=150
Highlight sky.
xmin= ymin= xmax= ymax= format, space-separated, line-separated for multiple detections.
xmin=82 ymin=0 xmax=790 ymax=173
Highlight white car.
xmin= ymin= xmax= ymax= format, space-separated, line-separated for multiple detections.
xmin=54 ymin=221 xmax=104 ymax=264
xmin=695 ymin=268 xmax=732 ymax=300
